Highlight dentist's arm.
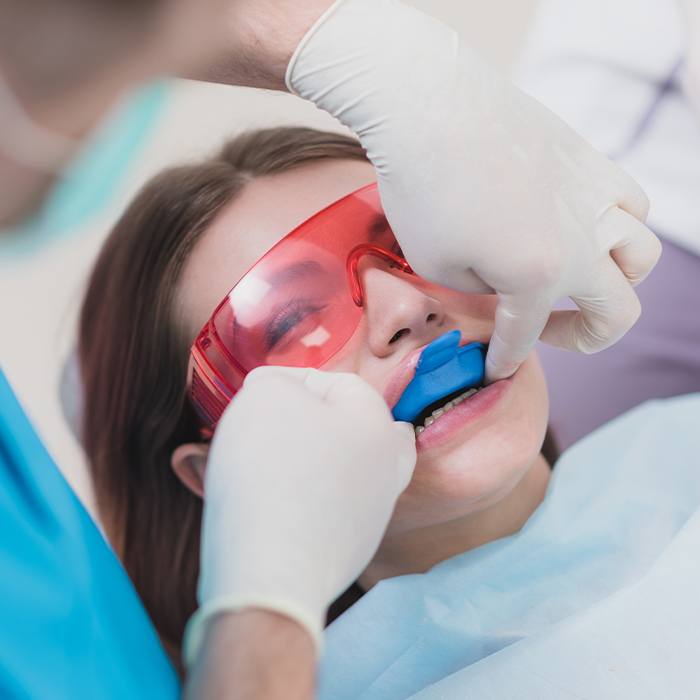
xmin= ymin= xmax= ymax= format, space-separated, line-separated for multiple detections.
xmin=198 ymin=0 xmax=334 ymax=90
xmin=183 ymin=367 xmax=416 ymax=699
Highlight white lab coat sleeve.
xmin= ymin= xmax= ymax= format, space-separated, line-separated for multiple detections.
xmin=516 ymin=0 xmax=700 ymax=257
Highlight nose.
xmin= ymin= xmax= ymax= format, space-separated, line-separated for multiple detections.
xmin=359 ymin=260 xmax=445 ymax=357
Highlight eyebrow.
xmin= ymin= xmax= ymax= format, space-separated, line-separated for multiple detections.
xmin=269 ymin=259 xmax=325 ymax=285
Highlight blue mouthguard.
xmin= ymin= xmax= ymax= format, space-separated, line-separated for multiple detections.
xmin=392 ymin=330 xmax=486 ymax=422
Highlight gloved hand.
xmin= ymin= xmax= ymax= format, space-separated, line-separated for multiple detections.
xmin=184 ymin=366 xmax=416 ymax=665
xmin=287 ymin=0 xmax=661 ymax=381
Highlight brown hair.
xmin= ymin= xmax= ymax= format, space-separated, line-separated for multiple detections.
xmin=79 ymin=125 xmax=560 ymax=673
xmin=78 ymin=127 xmax=369 ymax=671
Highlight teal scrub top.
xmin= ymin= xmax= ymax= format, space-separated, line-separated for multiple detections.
xmin=0 ymin=370 xmax=179 ymax=698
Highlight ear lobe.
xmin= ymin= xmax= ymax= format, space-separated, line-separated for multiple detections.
xmin=171 ymin=443 xmax=210 ymax=499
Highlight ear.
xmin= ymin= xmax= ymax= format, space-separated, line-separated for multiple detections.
xmin=171 ymin=443 xmax=210 ymax=499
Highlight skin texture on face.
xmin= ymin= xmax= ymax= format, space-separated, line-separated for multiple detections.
xmin=175 ymin=158 xmax=551 ymax=582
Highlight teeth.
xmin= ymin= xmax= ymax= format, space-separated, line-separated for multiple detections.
xmin=414 ymin=386 xmax=484 ymax=433
xmin=455 ymin=388 xmax=478 ymax=404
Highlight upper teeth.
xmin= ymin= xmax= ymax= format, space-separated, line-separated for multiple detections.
xmin=414 ymin=387 xmax=480 ymax=436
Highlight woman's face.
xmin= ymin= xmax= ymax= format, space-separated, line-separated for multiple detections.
xmin=177 ymin=159 xmax=549 ymax=534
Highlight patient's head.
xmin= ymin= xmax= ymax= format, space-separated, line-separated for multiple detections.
xmin=79 ymin=127 xmax=550 ymax=668
xmin=173 ymin=164 xmax=549 ymax=531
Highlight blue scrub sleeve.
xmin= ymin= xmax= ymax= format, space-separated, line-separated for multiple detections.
xmin=0 ymin=370 xmax=179 ymax=699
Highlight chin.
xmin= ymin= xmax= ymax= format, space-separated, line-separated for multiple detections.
xmin=388 ymin=354 xmax=549 ymax=533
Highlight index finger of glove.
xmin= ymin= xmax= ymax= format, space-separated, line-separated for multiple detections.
xmin=303 ymin=370 xmax=390 ymax=416
xmin=392 ymin=422 xmax=417 ymax=492
xmin=613 ymin=169 xmax=650 ymax=223
xmin=242 ymin=366 xmax=355 ymax=397
xmin=243 ymin=366 xmax=391 ymax=422
xmin=485 ymin=293 xmax=552 ymax=382
xmin=239 ymin=366 xmax=345 ymax=414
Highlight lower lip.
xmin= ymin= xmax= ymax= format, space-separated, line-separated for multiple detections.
xmin=414 ymin=377 xmax=513 ymax=452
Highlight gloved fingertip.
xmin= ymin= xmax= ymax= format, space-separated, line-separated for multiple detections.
xmin=392 ymin=422 xmax=417 ymax=490
xmin=303 ymin=370 xmax=364 ymax=402
xmin=394 ymin=421 xmax=416 ymax=441
xmin=395 ymin=454 xmax=416 ymax=492
xmin=484 ymin=352 xmax=517 ymax=384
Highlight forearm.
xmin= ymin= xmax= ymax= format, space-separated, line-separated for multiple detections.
xmin=184 ymin=609 xmax=316 ymax=700
xmin=194 ymin=0 xmax=335 ymax=90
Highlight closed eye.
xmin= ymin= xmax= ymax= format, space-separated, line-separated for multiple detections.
xmin=265 ymin=300 xmax=326 ymax=351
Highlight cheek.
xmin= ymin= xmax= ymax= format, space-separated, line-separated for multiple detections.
xmin=389 ymin=354 xmax=549 ymax=532
xmin=319 ymin=316 xmax=385 ymax=389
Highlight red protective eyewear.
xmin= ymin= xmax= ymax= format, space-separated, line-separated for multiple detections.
xmin=189 ymin=183 xmax=414 ymax=434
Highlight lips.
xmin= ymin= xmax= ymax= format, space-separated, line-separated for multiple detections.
xmin=380 ymin=329 xmax=516 ymax=452
xmin=414 ymin=375 xmax=512 ymax=451
xmin=383 ymin=344 xmax=429 ymax=409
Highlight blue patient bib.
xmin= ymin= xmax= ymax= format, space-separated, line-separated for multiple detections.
xmin=0 ymin=370 xmax=179 ymax=698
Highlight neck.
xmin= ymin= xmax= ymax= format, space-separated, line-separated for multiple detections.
xmin=359 ymin=454 xmax=550 ymax=589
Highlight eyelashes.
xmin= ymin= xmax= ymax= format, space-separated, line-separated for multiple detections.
xmin=265 ymin=299 xmax=327 ymax=351
xmin=260 ymin=245 xmax=406 ymax=352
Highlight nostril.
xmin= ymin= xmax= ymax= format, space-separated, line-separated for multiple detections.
xmin=389 ymin=328 xmax=410 ymax=344
xmin=426 ymin=313 xmax=438 ymax=323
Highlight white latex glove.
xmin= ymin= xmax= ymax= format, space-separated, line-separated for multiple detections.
xmin=678 ymin=0 xmax=700 ymax=115
xmin=287 ymin=0 xmax=661 ymax=381
xmin=184 ymin=366 xmax=416 ymax=664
